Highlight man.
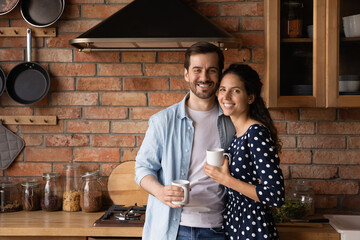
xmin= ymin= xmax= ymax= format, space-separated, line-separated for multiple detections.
xmin=135 ymin=42 xmax=235 ymax=240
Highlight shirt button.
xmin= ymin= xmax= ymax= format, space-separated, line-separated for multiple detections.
xmin=181 ymin=172 xmax=185 ymax=176
xmin=173 ymin=218 xmax=177 ymax=221
xmin=187 ymin=127 xmax=191 ymax=130
xmin=185 ymin=149 xmax=189 ymax=152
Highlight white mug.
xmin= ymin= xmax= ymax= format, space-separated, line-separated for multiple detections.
xmin=206 ymin=148 xmax=231 ymax=166
xmin=171 ymin=180 xmax=190 ymax=205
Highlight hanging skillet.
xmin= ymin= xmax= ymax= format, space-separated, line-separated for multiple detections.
xmin=20 ymin=0 xmax=65 ymax=27
xmin=6 ymin=28 xmax=50 ymax=105
xmin=0 ymin=0 xmax=19 ymax=15
xmin=0 ymin=67 xmax=5 ymax=97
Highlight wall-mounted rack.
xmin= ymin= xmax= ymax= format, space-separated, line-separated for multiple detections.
xmin=0 ymin=27 xmax=56 ymax=37
xmin=0 ymin=116 xmax=57 ymax=125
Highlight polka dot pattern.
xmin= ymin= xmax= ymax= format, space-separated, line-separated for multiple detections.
xmin=223 ymin=124 xmax=285 ymax=240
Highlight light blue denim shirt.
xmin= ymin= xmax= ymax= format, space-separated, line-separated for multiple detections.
xmin=135 ymin=94 xmax=235 ymax=240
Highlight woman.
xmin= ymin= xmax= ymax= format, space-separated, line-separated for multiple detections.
xmin=204 ymin=64 xmax=285 ymax=240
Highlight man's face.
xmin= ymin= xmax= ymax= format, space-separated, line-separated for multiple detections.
xmin=184 ymin=52 xmax=220 ymax=100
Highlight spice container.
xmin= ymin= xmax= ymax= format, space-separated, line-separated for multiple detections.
xmin=62 ymin=163 xmax=81 ymax=212
xmin=21 ymin=179 xmax=41 ymax=211
xmin=41 ymin=172 xmax=62 ymax=211
xmin=80 ymin=170 xmax=102 ymax=212
xmin=281 ymin=0 xmax=304 ymax=38
xmin=0 ymin=177 xmax=22 ymax=212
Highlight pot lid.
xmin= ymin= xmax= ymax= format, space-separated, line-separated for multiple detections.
xmin=69 ymin=0 xmax=241 ymax=52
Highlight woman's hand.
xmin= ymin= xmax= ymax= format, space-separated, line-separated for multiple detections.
xmin=204 ymin=158 xmax=231 ymax=186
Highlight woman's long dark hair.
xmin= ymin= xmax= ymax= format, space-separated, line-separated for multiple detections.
xmin=222 ymin=64 xmax=282 ymax=152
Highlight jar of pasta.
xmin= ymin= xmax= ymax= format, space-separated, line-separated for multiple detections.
xmin=62 ymin=163 xmax=81 ymax=212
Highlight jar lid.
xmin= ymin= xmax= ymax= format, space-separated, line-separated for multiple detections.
xmin=81 ymin=170 xmax=100 ymax=178
xmin=42 ymin=172 xmax=60 ymax=178
xmin=21 ymin=179 xmax=40 ymax=187
xmin=0 ymin=179 xmax=18 ymax=188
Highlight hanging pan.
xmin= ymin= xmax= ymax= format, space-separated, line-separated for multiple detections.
xmin=0 ymin=0 xmax=19 ymax=15
xmin=20 ymin=0 xmax=65 ymax=27
xmin=6 ymin=28 xmax=50 ymax=105
xmin=0 ymin=67 xmax=5 ymax=97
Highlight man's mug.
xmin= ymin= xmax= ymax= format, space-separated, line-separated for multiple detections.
xmin=171 ymin=180 xmax=190 ymax=205
xmin=206 ymin=148 xmax=231 ymax=167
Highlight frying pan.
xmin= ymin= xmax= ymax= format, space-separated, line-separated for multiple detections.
xmin=6 ymin=28 xmax=50 ymax=105
xmin=0 ymin=0 xmax=19 ymax=15
xmin=20 ymin=0 xmax=65 ymax=27
xmin=0 ymin=67 xmax=5 ymax=97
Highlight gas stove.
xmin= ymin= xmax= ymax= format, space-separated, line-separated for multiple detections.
xmin=93 ymin=204 xmax=146 ymax=227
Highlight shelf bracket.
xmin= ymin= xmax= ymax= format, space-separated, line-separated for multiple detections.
xmin=0 ymin=116 xmax=57 ymax=125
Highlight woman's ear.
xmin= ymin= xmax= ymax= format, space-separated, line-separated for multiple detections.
xmin=248 ymin=94 xmax=255 ymax=104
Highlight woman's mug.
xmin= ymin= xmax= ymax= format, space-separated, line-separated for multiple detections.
xmin=206 ymin=148 xmax=231 ymax=167
xmin=171 ymin=180 xmax=190 ymax=205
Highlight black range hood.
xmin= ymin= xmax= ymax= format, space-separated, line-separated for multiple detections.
xmin=69 ymin=0 xmax=241 ymax=52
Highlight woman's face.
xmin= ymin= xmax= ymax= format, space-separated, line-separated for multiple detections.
xmin=217 ymin=73 xmax=254 ymax=118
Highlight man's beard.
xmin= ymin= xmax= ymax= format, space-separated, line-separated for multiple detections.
xmin=189 ymin=81 xmax=219 ymax=99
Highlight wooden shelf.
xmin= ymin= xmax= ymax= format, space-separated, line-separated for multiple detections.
xmin=0 ymin=116 xmax=57 ymax=125
xmin=281 ymin=38 xmax=313 ymax=43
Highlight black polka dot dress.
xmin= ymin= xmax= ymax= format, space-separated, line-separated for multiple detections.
xmin=223 ymin=124 xmax=285 ymax=240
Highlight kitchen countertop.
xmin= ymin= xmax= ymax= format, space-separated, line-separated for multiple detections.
xmin=0 ymin=211 xmax=340 ymax=239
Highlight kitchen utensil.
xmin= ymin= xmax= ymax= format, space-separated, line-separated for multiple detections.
xmin=343 ymin=14 xmax=360 ymax=37
xmin=0 ymin=67 xmax=5 ymax=97
xmin=107 ymin=161 xmax=148 ymax=206
xmin=6 ymin=28 xmax=50 ymax=105
xmin=20 ymin=0 xmax=65 ymax=27
xmin=0 ymin=121 xmax=25 ymax=170
xmin=0 ymin=0 xmax=19 ymax=15
xmin=339 ymin=75 xmax=360 ymax=92
xmin=171 ymin=180 xmax=189 ymax=205
xmin=290 ymin=218 xmax=329 ymax=223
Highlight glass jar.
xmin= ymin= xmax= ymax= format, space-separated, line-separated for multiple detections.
xmin=288 ymin=180 xmax=315 ymax=218
xmin=281 ymin=0 xmax=304 ymax=38
xmin=80 ymin=170 xmax=102 ymax=212
xmin=0 ymin=177 xmax=22 ymax=212
xmin=41 ymin=172 xmax=62 ymax=211
xmin=21 ymin=179 xmax=41 ymax=211
xmin=62 ymin=163 xmax=81 ymax=212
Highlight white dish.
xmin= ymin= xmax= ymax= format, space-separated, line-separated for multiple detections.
xmin=324 ymin=214 xmax=360 ymax=240
xmin=343 ymin=14 xmax=360 ymax=37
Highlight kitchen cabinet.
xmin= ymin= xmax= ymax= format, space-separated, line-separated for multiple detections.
xmin=265 ymin=0 xmax=360 ymax=108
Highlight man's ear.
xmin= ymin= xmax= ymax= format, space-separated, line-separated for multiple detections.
xmin=184 ymin=68 xmax=189 ymax=83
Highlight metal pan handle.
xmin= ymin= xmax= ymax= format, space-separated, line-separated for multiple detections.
xmin=26 ymin=28 xmax=32 ymax=62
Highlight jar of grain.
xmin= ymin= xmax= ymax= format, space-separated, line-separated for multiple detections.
xmin=80 ymin=170 xmax=102 ymax=212
xmin=62 ymin=163 xmax=81 ymax=212
xmin=21 ymin=179 xmax=41 ymax=211
xmin=0 ymin=177 xmax=22 ymax=212
xmin=41 ymin=172 xmax=62 ymax=211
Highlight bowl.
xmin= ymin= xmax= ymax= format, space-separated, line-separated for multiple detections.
xmin=307 ymin=25 xmax=313 ymax=38
xmin=339 ymin=75 xmax=360 ymax=92
xmin=343 ymin=14 xmax=360 ymax=37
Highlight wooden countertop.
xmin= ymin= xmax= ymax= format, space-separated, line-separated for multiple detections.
xmin=0 ymin=211 xmax=340 ymax=239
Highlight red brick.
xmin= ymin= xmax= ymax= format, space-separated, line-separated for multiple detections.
xmin=34 ymin=49 xmax=72 ymax=62
xmin=124 ymin=78 xmax=169 ymax=91
xmin=349 ymin=137 xmax=360 ymax=149
xmin=288 ymin=121 xmax=315 ymax=134
xmin=213 ymin=17 xmax=239 ymax=33
xmin=51 ymin=63 xmax=96 ymax=76
xmin=342 ymin=196 xmax=360 ymax=211
xmin=25 ymin=147 xmax=72 ymax=162
xmin=6 ymin=163 xmax=52 ymax=177
xmin=68 ymin=0 xmax=104 ymax=3
xmin=292 ymin=165 xmax=338 ymax=179
xmin=53 ymin=162 xmax=100 ymax=176
xmin=314 ymin=150 xmax=360 ymax=165
xmin=52 ymin=92 xmax=98 ymax=105
xmin=121 ymin=149 xmax=139 ymax=161
xmin=0 ymin=107 xmax=33 ymax=115
xmin=312 ymin=181 xmax=358 ymax=194
xmin=113 ymin=121 xmax=149 ymax=134
xmin=318 ymin=122 xmax=360 ymax=134
xmin=241 ymin=17 xmax=264 ymax=31
xmin=158 ymin=52 xmax=185 ymax=63
xmin=62 ymin=4 xmax=81 ymax=19
xmin=172 ymin=78 xmax=188 ymax=90
xmin=66 ymin=121 xmax=109 ymax=133
xmin=101 ymin=163 xmax=121 ymax=177
xmin=21 ymin=121 xmax=64 ymax=134
xmin=224 ymin=48 xmax=251 ymax=63
xmin=274 ymin=122 xmax=287 ymax=134
xmin=130 ymin=107 xmax=164 ymax=120
xmin=280 ymin=165 xmax=290 ymax=179
xmin=122 ymin=52 xmax=156 ymax=63
xmin=279 ymin=150 xmax=312 ymax=164
xmin=82 ymin=4 xmax=124 ymax=18
xmin=193 ymin=4 xmax=218 ymax=17
xmin=300 ymin=108 xmax=336 ymax=121
xmin=339 ymin=109 xmax=360 ymax=120
xmin=77 ymin=77 xmax=122 ymax=91
xmin=0 ymin=49 xmax=24 ymax=61
xmin=339 ymin=167 xmax=360 ymax=179
xmin=149 ymin=92 xmax=186 ymax=106
xmin=92 ymin=135 xmax=136 ymax=147
xmin=279 ymin=136 xmax=296 ymax=148
xmin=75 ymin=51 xmax=120 ymax=63
xmin=35 ymin=107 xmax=81 ymax=119
xmin=83 ymin=107 xmax=128 ymax=119
xmin=237 ymin=33 xmax=264 ymax=47
xmin=46 ymin=135 xmax=90 ymax=147
xmin=22 ymin=135 xmax=43 ymax=146
xmin=101 ymin=92 xmax=147 ymax=106
xmin=51 ymin=77 xmax=75 ymax=91
xmin=0 ymin=37 xmax=27 ymax=48
xmin=58 ymin=20 xmax=101 ymax=33
xmin=297 ymin=136 xmax=345 ymax=149
xmin=221 ymin=3 xmax=263 ymax=17
xmin=315 ymin=195 xmax=338 ymax=209
xmin=74 ymin=148 xmax=120 ymax=162
xmin=253 ymin=48 xmax=264 ymax=62
xmin=145 ymin=64 xmax=184 ymax=76
xmin=137 ymin=136 xmax=145 ymax=147
xmin=46 ymin=34 xmax=78 ymax=48
xmin=249 ymin=63 xmax=264 ymax=76
xmin=98 ymin=64 xmax=142 ymax=76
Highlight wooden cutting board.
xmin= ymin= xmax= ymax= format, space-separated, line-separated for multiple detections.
xmin=107 ymin=161 xmax=148 ymax=206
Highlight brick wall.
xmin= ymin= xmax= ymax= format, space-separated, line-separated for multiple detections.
xmin=0 ymin=0 xmax=359 ymax=213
